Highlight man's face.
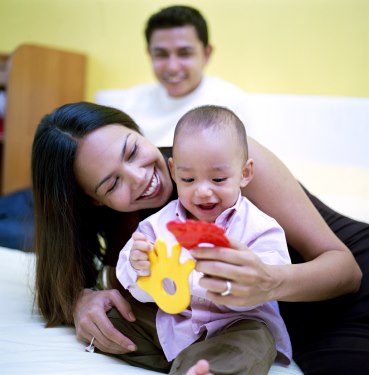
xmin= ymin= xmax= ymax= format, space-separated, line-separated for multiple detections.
xmin=148 ymin=25 xmax=212 ymax=97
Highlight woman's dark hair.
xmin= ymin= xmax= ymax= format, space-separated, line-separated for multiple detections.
xmin=145 ymin=5 xmax=209 ymax=47
xmin=32 ymin=102 xmax=141 ymax=326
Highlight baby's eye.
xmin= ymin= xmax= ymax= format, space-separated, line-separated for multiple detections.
xmin=213 ymin=178 xmax=227 ymax=183
xmin=181 ymin=178 xmax=194 ymax=183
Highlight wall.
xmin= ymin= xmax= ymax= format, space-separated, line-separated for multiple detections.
xmin=0 ymin=0 xmax=368 ymax=101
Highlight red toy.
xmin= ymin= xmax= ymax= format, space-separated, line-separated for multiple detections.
xmin=166 ymin=219 xmax=231 ymax=249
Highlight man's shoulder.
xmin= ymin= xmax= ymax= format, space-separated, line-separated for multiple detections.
xmin=95 ymin=82 xmax=161 ymax=106
xmin=203 ymin=76 xmax=248 ymax=95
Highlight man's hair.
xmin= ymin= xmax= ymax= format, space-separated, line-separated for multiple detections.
xmin=145 ymin=5 xmax=209 ymax=47
xmin=174 ymin=105 xmax=249 ymax=159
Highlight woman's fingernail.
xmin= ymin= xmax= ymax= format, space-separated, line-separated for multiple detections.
xmin=128 ymin=312 xmax=136 ymax=321
xmin=128 ymin=344 xmax=136 ymax=351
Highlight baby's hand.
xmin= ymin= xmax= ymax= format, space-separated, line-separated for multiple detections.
xmin=129 ymin=232 xmax=153 ymax=276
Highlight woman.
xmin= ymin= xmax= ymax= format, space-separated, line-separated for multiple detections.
xmin=32 ymin=102 xmax=368 ymax=375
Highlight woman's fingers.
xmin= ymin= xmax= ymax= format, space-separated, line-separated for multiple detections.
xmin=191 ymin=242 xmax=275 ymax=307
xmin=74 ymin=289 xmax=137 ymax=354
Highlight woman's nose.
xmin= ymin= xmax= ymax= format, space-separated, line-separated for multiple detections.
xmin=125 ymin=165 xmax=146 ymax=187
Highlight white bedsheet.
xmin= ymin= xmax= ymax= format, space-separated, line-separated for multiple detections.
xmin=0 ymin=247 xmax=303 ymax=374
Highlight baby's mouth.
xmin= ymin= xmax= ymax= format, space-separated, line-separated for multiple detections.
xmin=140 ymin=172 xmax=159 ymax=198
xmin=197 ymin=203 xmax=217 ymax=211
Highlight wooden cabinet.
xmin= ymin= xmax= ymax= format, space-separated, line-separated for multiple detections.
xmin=0 ymin=44 xmax=86 ymax=195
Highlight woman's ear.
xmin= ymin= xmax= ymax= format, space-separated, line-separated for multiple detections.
xmin=92 ymin=199 xmax=104 ymax=206
xmin=168 ymin=157 xmax=176 ymax=181
xmin=240 ymin=158 xmax=254 ymax=188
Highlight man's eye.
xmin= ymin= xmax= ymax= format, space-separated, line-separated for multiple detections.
xmin=152 ymin=51 xmax=167 ymax=58
xmin=178 ymin=48 xmax=193 ymax=58
xmin=178 ymin=52 xmax=192 ymax=58
xmin=181 ymin=178 xmax=194 ymax=183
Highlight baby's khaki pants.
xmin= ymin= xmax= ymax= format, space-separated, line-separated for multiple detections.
xmin=107 ymin=298 xmax=276 ymax=375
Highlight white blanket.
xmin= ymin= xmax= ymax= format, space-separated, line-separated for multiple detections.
xmin=0 ymin=247 xmax=302 ymax=374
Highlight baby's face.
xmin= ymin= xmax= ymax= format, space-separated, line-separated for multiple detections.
xmin=169 ymin=126 xmax=252 ymax=222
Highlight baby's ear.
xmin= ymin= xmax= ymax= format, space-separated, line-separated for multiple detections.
xmin=168 ymin=157 xmax=176 ymax=180
xmin=240 ymin=158 xmax=254 ymax=188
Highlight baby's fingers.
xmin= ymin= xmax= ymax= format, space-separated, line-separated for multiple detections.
xmin=132 ymin=232 xmax=148 ymax=241
xmin=130 ymin=249 xmax=149 ymax=262
xmin=130 ymin=249 xmax=151 ymax=276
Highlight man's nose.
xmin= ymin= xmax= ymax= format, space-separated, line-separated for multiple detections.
xmin=167 ymin=54 xmax=181 ymax=71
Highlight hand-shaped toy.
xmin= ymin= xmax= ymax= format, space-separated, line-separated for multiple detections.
xmin=137 ymin=239 xmax=195 ymax=314
xmin=166 ymin=219 xmax=231 ymax=249
xmin=137 ymin=221 xmax=230 ymax=314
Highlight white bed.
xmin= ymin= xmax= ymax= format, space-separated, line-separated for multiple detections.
xmin=0 ymin=246 xmax=304 ymax=375
xmin=1 ymin=93 xmax=368 ymax=374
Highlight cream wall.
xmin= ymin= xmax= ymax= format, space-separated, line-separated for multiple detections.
xmin=0 ymin=0 xmax=368 ymax=101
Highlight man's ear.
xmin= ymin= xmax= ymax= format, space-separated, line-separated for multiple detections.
xmin=204 ymin=44 xmax=213 ymax=62
xmin=168 ymin=157 xmax=176 ymax=181
xmin=240 ymin=158 xmax=254 ymax=188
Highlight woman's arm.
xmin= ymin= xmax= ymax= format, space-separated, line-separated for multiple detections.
xmin=244 ymin=137 xmax=362 ymax=300
xmin=192 ymin=137 xmax=361 ymax=306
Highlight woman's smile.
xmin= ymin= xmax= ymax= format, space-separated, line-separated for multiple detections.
xmin=140 ymin=171 xmax=160 ymax=199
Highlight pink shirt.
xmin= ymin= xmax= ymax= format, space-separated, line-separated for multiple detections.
xmin=117 ymin=194 xmax=292 ymax=363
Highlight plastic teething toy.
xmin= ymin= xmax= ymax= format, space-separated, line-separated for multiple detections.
xmin=137 ymin=221 xmax=230 ymax=314
xmin=167 ymin=219 xmax=231 ymax=249
xmin=137 ymin=239 xmax=195 ymax=314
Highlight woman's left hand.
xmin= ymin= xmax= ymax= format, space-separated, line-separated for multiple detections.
xmin=191 ymin=238 xmax=278 ymax=307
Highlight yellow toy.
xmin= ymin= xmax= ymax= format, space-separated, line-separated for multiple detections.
xmin=137 ymin=239 xmax=195 ymax=314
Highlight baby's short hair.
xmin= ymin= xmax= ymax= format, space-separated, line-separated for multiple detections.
xmin=174 ymin=105 xmax=248 ymax=159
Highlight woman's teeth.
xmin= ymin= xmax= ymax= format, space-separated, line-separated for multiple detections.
xmin=141 ymin=173 xmax=159 ymax=197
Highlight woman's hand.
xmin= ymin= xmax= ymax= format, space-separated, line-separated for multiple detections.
xmin=73 ymin=288 xmax=137 ymax=354
xmin=191 ymin=238 xmax=277 ymax=307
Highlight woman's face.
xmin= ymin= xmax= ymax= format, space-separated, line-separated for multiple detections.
xmin=74 ymin=124 xmax=173 ymax=212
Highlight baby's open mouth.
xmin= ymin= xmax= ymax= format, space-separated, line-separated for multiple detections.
xmin=198 ymin=203 xmax=217 ymax=211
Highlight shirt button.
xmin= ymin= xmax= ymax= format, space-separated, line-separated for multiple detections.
xmin=198 ymin=298 xmax=205 ymax=304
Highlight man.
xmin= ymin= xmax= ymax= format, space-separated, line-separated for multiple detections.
xmin=95 ymin=5 xmax=252 ymax=147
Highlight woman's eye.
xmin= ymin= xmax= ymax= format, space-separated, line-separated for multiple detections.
xmin=106 ymin=177 xmax=119 ymax=194
xmin=128 ymin=143 xmax=138 ymax=160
